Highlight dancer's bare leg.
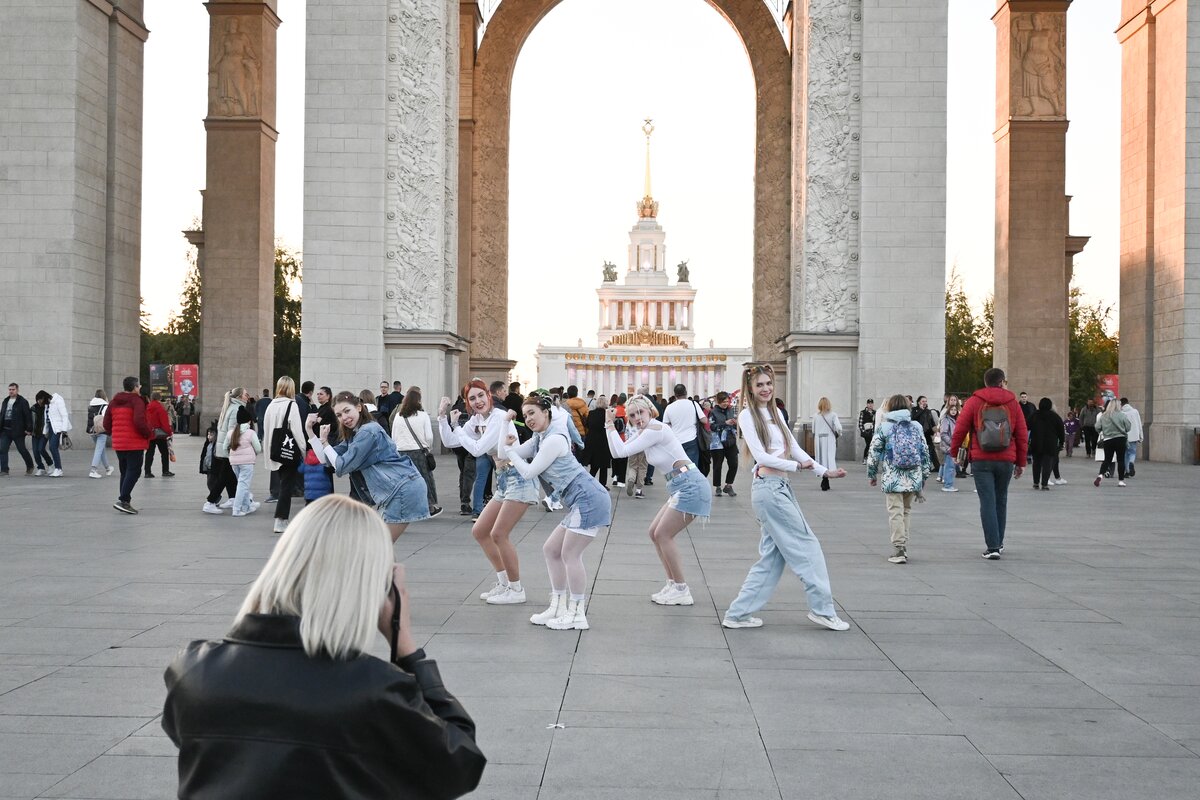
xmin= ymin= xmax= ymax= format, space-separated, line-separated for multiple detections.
xmin=471 ymin=499 xmax=506 ymax=572
xmin=490 ymin=501 xmax=530 ymax=582
xmin=387 ymin=523 xmax=407 ymax=542
xmin=648 ymin=507 xmax=694 ymax=584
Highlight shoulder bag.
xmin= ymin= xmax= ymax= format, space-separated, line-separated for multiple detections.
xmin=269 ymin=402 xmax=302 ymax=467
xmin=692 ymin=401 xmax=711 ymax=450
xmin=402 ymin=415 xmax=437 ymax=472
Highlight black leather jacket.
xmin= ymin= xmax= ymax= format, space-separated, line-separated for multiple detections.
xmin=162 ymin=614 xmax=486 ymax=799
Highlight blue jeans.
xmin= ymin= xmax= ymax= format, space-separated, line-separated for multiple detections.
xmin=971 ymin=460 xmax=1012 ymax=552
xmin=725 ymin=475 xmax=837 ymax=620
xmin=46 ymin=431 xmax=61 ymax=470
xmin=31 ymin=435 xmax=51 ymax=469
xmin=939 ymin=452 xmax=956 ymax=489
xmin=472 ymin=454 xmax=494 ymax=514
xmin=91 ymin=434 xmax=110 ymax=470
xmin=116 ymin=450 xmax=143 ymax=503
xmin=0 ymin=430 xmax=33 ymax=472
xmin=680 ymin=438 xmax=701 ymax=467
xmin=232 ymin=464 xmax=255 ymax=514
xmin=1125 ymin=441 xmax=1138 ymax=471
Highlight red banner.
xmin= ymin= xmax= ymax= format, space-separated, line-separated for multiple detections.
xmin=173 ymin=364 xmax=199 ymax=402
xmin=1096 ymin=374 xmax=1119 ymax=406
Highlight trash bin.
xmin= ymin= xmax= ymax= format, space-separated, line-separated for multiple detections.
xmin=190 ymin=414 xmax=201 ymax=437
xmin=800 ymin=423 xmax=814 ymax=454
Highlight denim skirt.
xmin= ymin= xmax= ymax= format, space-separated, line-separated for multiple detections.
xmin=493 ymin=464 xmax=539 ymax=505
xmin=667 ymin=467 xmax=711 ymax=518
xmin=377 ymin=471 xmax=430 ymax=525
xmin=558 ymin=473 xmax=612 ymax=535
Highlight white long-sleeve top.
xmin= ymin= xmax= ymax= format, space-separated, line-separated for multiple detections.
xmin=738 ymin=406 xmax=827 ymax=478
xmin=392 ymin=409 xmax=433 ymax=451
xmin=498 ymin=430 xmax=570 ymax=481
xmin=438 ymin=408 xmax=512 ymax=458
xmin=605 ymin=422 xmax=688 ymax=473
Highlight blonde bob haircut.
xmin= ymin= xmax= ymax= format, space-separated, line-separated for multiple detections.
xmin=624 ymin=394 xmax=659 ymax=419
xmin=275 ymin=376 xmax=296 ymax=399
xmin=235 ymin=495 xmax=394 ymax=660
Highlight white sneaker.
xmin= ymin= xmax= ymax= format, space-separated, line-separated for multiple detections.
xmin=480 ymin=582 xmax=509 ymax=601
xmin=1057 ymin=478 xmax=1068 ymax=485
xmin=487 ymin=587 xmax=527 ymax=605
xmin=247 ymin=501 xmax=261 ymax=514
xmin=941 ymin=486 xmax=959 ymax=492
xmin=530 ymin=593 xmax=565 ymax=625
xmin=202 ymin=502 xmax=224 ymax=515
xmin=614 ymin=482 xmax=625 ymax=488
xmin=33 ymin=468 xmax=45 ymax=476
xmin=650 ymin=581 xmax=673 ymax=603
xmin=1118 ymin=480 xmax=1127 ymax=487
xmin=653 ymin=584 xmax=694 ymax=606
xmin=273 ymin=518 xmax=288 ymax=534
xmin=721 ymin=616 xmax=763 ymax=629
xmin=232 ymin=502 xmax=261 ymax=517
xmin=105 ymin=465 xmax=115 ymax=476
xmin=89 ymin=469 xmax=102 ymax=479
xmin=546 ymin=598 xmax=589 ymax=630
xmin=807 ymin=612 xmax=850 ymax=631
xmin=48 ymin=468 xmax=62 ymax=477
xmin=218 ymin=498 xmax=235 ymax=509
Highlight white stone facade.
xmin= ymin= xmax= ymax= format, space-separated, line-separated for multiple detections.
xmin=537 ymin=348 xmax=752 ymax=400
xmin=0 ymin=0 xmax=146 ymax=414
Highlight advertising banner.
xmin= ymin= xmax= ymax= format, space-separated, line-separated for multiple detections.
xmin=149 ymin=363 xmax=171 ymax=400
xmin=1096 ymin=374 xmax=1119 ymax=406
xmin=173 ymin=364 xmax=199 ymax=401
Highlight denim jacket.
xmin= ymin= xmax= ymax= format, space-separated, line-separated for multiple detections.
xmin=331 ymin=422 xmax=421 ymax=507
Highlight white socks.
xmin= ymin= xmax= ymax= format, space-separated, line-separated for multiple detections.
xmin=509 ymin=580 xmax=523 ymax=592
xmin=497 ymin=570 xmax=508 ymax=586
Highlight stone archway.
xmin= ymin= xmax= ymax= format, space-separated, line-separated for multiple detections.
xmin=462 ymin=0 xmax=791 ymax=377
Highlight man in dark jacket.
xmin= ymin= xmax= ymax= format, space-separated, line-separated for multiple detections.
xmin=950 ymin=368 xmax=1027 ymax=560
xmin=857 ymin=399 xmax=875 ymax=463
xmin=104 ymin=376 xmax=152 ymax=514
xmin=503 ymin=381 xmax=529 ymax=443
xmin=378 ymin=380 xmax=404 ymax=419
xmin=1079 ymin=398 xmax=1100 ymax=457
xmin=0 ymin=383 xmax=34 ymax=475
xmin=255 ymin=390 xmax=271 ymax=435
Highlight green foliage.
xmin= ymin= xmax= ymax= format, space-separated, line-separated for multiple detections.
xmin=944 ymin=268 xmax=993 ymax=395
xmin=1068 ymin=286 xmax=1119 ymax=408
xmin=274 ymin=245 xmax=302 ymax=381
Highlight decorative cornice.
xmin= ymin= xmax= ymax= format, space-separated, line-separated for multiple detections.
xmin=202 ymin=118 xmax=279 ymax=139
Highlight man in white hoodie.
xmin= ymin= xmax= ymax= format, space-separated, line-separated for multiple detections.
xmin=1121 ymin=397 xmax=1143 ymax=478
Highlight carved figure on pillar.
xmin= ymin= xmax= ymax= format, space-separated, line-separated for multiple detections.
xmin=1013 ymin=14 xmax=1065 ymax=117
xmin=676 ymin=260 xmax=689 ymax=283
xmin=212 ymin=18 xmax=261 ymax=117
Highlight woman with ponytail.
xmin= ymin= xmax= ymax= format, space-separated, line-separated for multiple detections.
xmin=203 ymin=387 xmax=248 ymax=515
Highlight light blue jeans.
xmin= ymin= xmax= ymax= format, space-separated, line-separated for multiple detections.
xmin=472 ymin=454 xmax=494 ymax=514
xmin=939 ymin=452 xmax=956 ymax=489
xmin=232 ymin=464 xmax=255 ymax=514
xmin=1125 ymin=441 xmax=1138 ymax=471
xmin=91 ymin=433 xmax=110 ymax=470
xmin=725 ymin=475 xmax=837 ymax=621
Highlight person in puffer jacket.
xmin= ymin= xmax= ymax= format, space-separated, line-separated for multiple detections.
xmin=103 ymin=376 xmax=151 ymax=515
xmin=227 ymin=404 xmax=262 ymax=517
xmin=300 ymin=447 xmax=333 ymax=503
xmin=866 ymin=394 xmax=931 ymax=565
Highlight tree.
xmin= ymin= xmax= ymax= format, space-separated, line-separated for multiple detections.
xmin=274 ymin=245 xmax=302 ymax=381
xmin=944 ymin=267 xmax=993 ymax=395
xmin=1068 ymin=286 xmax=1119 ymax=408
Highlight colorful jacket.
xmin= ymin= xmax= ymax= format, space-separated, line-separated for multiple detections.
xmin=866 ymin=409 xmax=931 ymax=494
xmin=104 ymin=392 xmax=151 ymax=451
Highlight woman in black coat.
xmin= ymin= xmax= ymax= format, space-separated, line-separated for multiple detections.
xmin=584 ymin=395 xmax=612 ymax=487
xmin=1028 ymin=396 xmax=1065 ymax=491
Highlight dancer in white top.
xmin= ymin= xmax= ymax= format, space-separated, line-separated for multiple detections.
xmin=437 ymin=380 xmax=538 ymax=605
xmin=722 ymin=364 xmax=851 ymax=632
xmin=605 ymin=395 xmax=711 ymax=606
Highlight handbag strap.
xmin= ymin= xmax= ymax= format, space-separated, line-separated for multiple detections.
xmin=401 ymin=415 xmax=429 ymax=453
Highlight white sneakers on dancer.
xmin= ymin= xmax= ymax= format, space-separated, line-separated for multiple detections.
xmin=530 ymin=593 xmax=565 ymax=625
xmin=546 ymin=598 xmax=589 ymax=630
xmin=480 ymin=583 xmax=508 ymax=601
xmin=487 ymin=586 xmax=526 ymax=605
xmin=651 ymin=583 xmax=694 ymax=606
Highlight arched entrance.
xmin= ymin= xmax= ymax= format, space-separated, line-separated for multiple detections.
xmin=461 ymin=0 xmax=791 ymax=378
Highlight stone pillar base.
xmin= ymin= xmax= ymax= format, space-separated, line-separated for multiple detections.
xmin=467 ymin=356 xmax=518 ymax=388
xmin=783 ymin=333 xmax=858 ymax=460
xmin=1146 ymin=424 xmax=1200 ymax=465
xmin=383 ymin=330 xmax=469 ymax=410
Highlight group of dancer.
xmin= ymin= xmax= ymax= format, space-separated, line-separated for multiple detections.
xmin=423 ymin=364 xmax=851 ymax=634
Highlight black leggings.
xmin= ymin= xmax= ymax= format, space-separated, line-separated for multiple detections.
xmin=1032 ymin=454 xmax=1055 ymax=486
xmin=206 ymin=457 xmax=237 ymax=503
xmin=146 ymin=439 xmax=170 ymax=475
xmin=711 ymin=445 xmax=739 ymax=486
xmin=1100 ymin=437 xmax=1127 ymax=481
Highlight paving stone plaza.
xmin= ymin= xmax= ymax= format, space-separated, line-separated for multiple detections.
xmin=0 ymin=436 xmax=1197 ymax=799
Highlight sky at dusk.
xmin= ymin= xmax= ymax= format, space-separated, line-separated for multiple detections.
xmin=139 ymin=0 xmax=1121 ymax=387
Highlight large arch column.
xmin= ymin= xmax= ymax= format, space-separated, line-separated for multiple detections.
xmin=469 ymin=0 xmax=791 ymax=385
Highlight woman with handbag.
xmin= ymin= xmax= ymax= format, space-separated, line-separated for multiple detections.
xmin=709 ymin=392 xmax=739 ymax=497
xmin=812 ymin=396 xmax=842 ymax=491
xmin=307 ymin=391 xmax=429 ymax=542
xmin=143 ymin=391 xmax=174 ymax=478
xmin=938 ymin=396 xmax=961 ymax=492
xmin=391 ymin=387 xmax=441 ymax=518
xmin=437 ymin=381 xmax=538 ymax=606
xmin=262 ymin=377 xmax=309 ymax=534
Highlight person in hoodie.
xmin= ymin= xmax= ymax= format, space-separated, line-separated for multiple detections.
xmin=1095 ymin=399 xmax=1132 ymax=488
xmin=1120 ymin=397 xmax=1143 ymax=478
xmin=1028 ymin=397 xmax=1065 ymax=491
xmin=87 ymin=390 xmax=113 ymax=479
xmin=39 ymin=390 xmax=72 ymax=477
xmin=227 ymin=403 xmax=263 ymax=517
xmin=866 ymin=394 xmax=932 ymax=564
xmin=950 ymin=368 xmax=1028 ymax=560
xmin=103 ymin=377 xmax=152 ymax=514
xmin=143 ymin=391 xmax=175 ymax=478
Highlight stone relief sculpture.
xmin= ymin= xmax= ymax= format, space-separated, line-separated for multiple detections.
xmin=676 ymin=260 xmax=690 ymax=283
xmin=212 ymin=18 xmax=260 ymax=117
xmin=1013 ymin=14 xmax=1065 ymax=117
xmin=602 ymin=261 xmax=618 ymax=282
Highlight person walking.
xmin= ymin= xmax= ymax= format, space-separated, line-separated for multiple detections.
xmin=1121 ymin=398 xmax=1143 ymax=478
xmin=583 ymin=394 xmax=611 ymax=487
xmin=949 ymin=368 xmax=1027 ymax=559
xmin=104 ymin=377 xmax=151 ymax=514
xmin=162 ymin=495 xmax=486 ymax=799
xmin=721 ymin=364 xmax=850 ymax=632
xmin=144 ymin=392 xmax=175 ymax=478
xmin=812 ymin=396 xmax=842 ymax=491
xmin=866 ymin=394 xmax=932 ymax=564
xmin=857 ymin=399 xmax=876 ymax=464
xmin=307 ymin=391 xmax=430 ymax=541
xmin=499 ymin=394 xmax=612 ymax=631
xmin=1028 ymin=397 xmax=1065 ymax=491
xmin=605 ymin=394 xmax=711 ymax=607
xmin=391 ymin=387 xmax=441 ymax=518
xmin=227 ymin=404 xmax=263 ymax=517
xmin=29 ymin=392 xmax=53 ymax=475
xmin=0 ymin=383 xmax=35 ymax=476
xmin=661 ymin=383 xmax=706 ymax=467
xmin=937 ymin=396 xmax=960 ymax=492
xmin=1064 ymin=410 xmax=1081 ymax=458
xmin=87 ymin=390 xmax=114 ymax=479
xmin=175 ymin=395 xmax=193 ymax=437
xmin=609 ymin=393 xmax=628 ymax=487
xmin=439 ymin=383 xmax=538 ymax=606
xmin=261 ymin=377 xmax=308 ymax=534
xmin=203 ymin=388 xmax=246 ymax=514
xmin=1095 ymin=399 xmax=1132 ymax=488
xmin=709 ymin=391 xmax=739 ymax=497
xmin=42 ymin=390 xmax=72 ymax=477
xmin=1079 ymin=399 xmax=1100 ymax=457
xmin=912 ymin=395 xmax=940 ymax=475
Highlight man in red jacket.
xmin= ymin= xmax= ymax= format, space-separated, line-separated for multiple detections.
xmin=103 ymin=376 xmax=152 ymax=515
xmin=950 ymin=367 xmax=1028 ymax=560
